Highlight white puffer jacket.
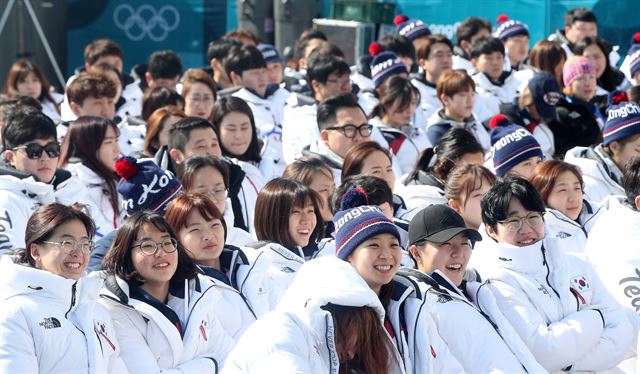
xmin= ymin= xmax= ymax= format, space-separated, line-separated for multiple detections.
xmin=223 ymin=256 xmax=406 ymax=373
xmin=370 ymin=117 xmax=432 ymax=175
xmin=544 ymin=199 xmax=604 ymax=254
xmin=472 ymin=71 xmax=522 ymax=121
xmin=475 ymin=238 xmax=634 ymax=372
xmin=0 ymin=171 xmax=90 ymax=254
xmin=400 ymin=268 xmax=545 ymax=373
xmin=564 ymin=145 xmax=626 ymax=203
xmin=0 ymin=257 xmax=127 ymax=373
xmin=99 ymin=273 xmax=235 ymax=372
xmin=64 ymin=162 xmax=124 ymax=238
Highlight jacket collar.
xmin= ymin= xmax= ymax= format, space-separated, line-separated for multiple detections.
xmin=487 ymin=241 xmax=546 ymax=275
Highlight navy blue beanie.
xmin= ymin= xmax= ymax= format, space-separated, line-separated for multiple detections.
xmin=490 ymin=118 xmax=543 ymax=176
xmin=333 ymin=188 xmax=400 ymax=261
xmin=394 ymin=15 xmax=431 ymax=42
xmin=603 ymin=102 xmax=640 ymax=146
xmin=370 ymin=51 xmax=407 ymax=88
xmin=493 ymin=15 xmax=529 ymax=41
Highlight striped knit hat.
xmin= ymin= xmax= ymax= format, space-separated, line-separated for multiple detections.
xmin=603 ymin=102 xmax=640 ymax=146
xmin=563 ymin=56 xmax=596 ymax=87
xmin=493 ymin=14 xmax=529 ymax=41
xmin=333 ymin=188 xmax=400 ymax=261
xmin=394 ymin=15 xmax=431 ymax=42
xmin=490 ymin=116 xmax=543 ymax=176
xmin=370 ymin=51 xmax=408 ymax=88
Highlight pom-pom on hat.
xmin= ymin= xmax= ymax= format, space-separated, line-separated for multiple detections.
xmin=493 ymin=14 xmax=529 ymax=41
xmin=563 ymin=56 xmax=596 ymax=87
xmin=603 ymin=101 xmax=640 ymax=146
xmin=368 ymin=41 xmax=385 ymax=57
xmin=370 ymin=51 xmax=408 ymax=88
xmin=257 ymin=43 xmax=283 ymax=65
xmin=490 ymin=119 xmax=543 ymax=176
xmin=395 ymin=15 xmax=431 ymax=42
xmin=116 ymin=156 xmax=183 ymax=215
xmin=333 ymin=188 xmax=400 ymax=261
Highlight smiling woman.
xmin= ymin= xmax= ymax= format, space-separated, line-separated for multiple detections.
xmin=0 ymin=203 xmax=128 ymax=372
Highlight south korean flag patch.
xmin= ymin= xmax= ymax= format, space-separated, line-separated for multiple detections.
xmin=571 ymin=274 xmax=591 ymax=292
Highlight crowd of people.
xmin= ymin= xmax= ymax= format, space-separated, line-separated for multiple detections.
xmin=1 ymin=6 xmax=640 ymax=373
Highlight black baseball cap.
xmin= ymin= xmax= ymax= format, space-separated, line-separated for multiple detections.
xmin=528 ymin=71 xmax=562 ymax=120
xmin=408 ymin=204 xmax=482 ymax=246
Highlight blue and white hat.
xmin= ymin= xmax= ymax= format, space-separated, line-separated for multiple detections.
xmin=493 ymin=14 xmax=529 ymax=41
xmin=627 ymin=33 xmax=640 ymax=81
xmin=257 ymin=43 xmax=283 ymax=65
xmin=333 ymin=188 xmax=400 ymax=261
xmin=603 ymin=102 xmax=640 ymax=146
xmin=115 ymin=156 xmax=183 ymax=215
xmin=370 ymin=51 xmax=408 ymax=88
xmin=394 ymin=15 xmax=431 ymax=42
xmin=490 ymin=115 xmax=543 ymax=176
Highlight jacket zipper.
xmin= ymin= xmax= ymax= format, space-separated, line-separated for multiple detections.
xmin=65 ymin=282 xmax=77 ymax=318
xmin=541 ymin=246 xmax=561 ymax=298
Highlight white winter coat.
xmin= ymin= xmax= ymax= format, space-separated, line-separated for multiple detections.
xmin=232 ymin=86 xmax=290 ymax=142
xmin=544 ymin=199 xmax=604 ymax=254
xmin=472 ymin=71 xmax=522 ymax=121
xmin=400 ymin=268 xmax=545 ymax=373
xmin=223 ymin=256 xmax=406 ymax=373
xmin=0 ymin=257 xmax=127 ymax=373
xmin=0 ymin=172 xmax=89 ymax=254
xmin=370 ymin=116 xmax=432 ymax=175
xmin=64 ymin=162 xmax=124 ymax=238
xmin=426 ymin=109 xmax=491 ymax=152
xmin=99 ymin=273 xmax=235 ymax=372
xmin=564 ymin=145 xmax=626 ymax=203
xmin=476 ymin=238 xmax=634 ymax=372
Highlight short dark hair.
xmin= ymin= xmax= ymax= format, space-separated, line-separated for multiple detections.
xmin=67 ymin=73 xmax=116 ymax=106
xmin=306 ymin=41 xmax=345 ymax=60
xmin=481 ymin=177 xmax=546 ymax=231
xmin=84 ymin=39 xmax=123 ymax=67
xmin=141 ymin=86 xmax=185 ymax=121
xmin=223 ymin=45 xmax=266 ymax=78
xmin=378 ymin=34 xmax=415 ymax=61
xmin=470 ymin=36 xmax=505 ymax=59
xmin=223 ymin=28 xmax=260 ymax=45
xmin=148 ymin=50 xmax=183 ymax=80
xmin=294 ymin=29 xmax=328 ymax=60
xmin=316 ymin=93 xmax=363 ymax=131
xmin=207 ymin=38 xmax=241 ymax=62
xmin=455 ymin=17 xmax=492 ymax=46
xmin=628 ymin=85 xmax=640 ymax=105
xmin=623 ymin=157 xmax=640 ymax=209
xmin=177 ymin=155 xmax=230 ymax=191
xmin=166 ymin=192 xmax=227 ymax=242
xmin=101 ymin=211 xmax=198 ymax=285
xmin=564 ymin=7 xmax=597 ymax=28
xmin=306 ymin=54 xmax=350 ymax=85
xmin=18 ymin=203 xmax=96 ymax=266
xmin=254 ymin=178 xmax=324 ymax=248
xmin=211 ymin=96 xmax=261 ymax=163
xmin=332 ymin=175 xmax=394 ymax=214
xmin=2 ymin=109 xmax=56 ymax=150
xmin=415 ymin=34 xmax=453 ymax=61
xmin=168 ymin=117 xmax=215 ymax=153
xmin=371 ymin=75 xmax=419 ymax=120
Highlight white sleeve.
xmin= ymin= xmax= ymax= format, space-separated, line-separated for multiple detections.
xmin=414 ymin=304 xmax=465 ymax=373
xmin=0 ymin=304 xmax=39 ymax=373
xmin=488 ymin=280 xmax=604 ymax=372
xmin=0 ymin=197 xmax=28 ymax=254
xmin=281 ymin=106 xmax=316 ymax=164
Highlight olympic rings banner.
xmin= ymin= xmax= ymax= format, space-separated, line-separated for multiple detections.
xmin=67 ymin=0 xmax=227 ymax=77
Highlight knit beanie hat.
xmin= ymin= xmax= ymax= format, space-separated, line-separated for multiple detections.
xmin=370 ymin=51 xmax=408 ymax=88
xmin=627 ymin=33 xmax=640 ymax=80
xmin=493 ymin=14 xmax=529 ymax=41
xmin=603 ymin=101 xmax=640 ymax=146
xmin=115 ymin=156 xmax=183 ymax=215
xmin=333 ymin=188 xmax=400 ymax=261
xmin=257 ymin=43 xmax=282 ymax=65
xmin=394 ymin=15 xmax=431 ymax=42
xmin=563 ymin=56 xmax=596 ymax=87
xmin=489 ymin=115 xmax=543 ymax=176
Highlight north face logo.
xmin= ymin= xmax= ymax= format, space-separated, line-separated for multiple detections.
xmin=39 ymin=317 xmax=61 ymax=329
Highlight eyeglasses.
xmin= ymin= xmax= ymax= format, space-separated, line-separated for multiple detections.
xmin=13 ymin=142 xmax=60 ymax=159
xmin=204 ymin=188 xmax=228 ymax=202
xmin=42 ymin=240 xmax=94 ymax=254
xmin=325 ymin=124 xmax=373 ymax=139
xmin=497 ymin=212 xmax=545 ymax=232
xmin=133 ymin=238 xmax=178 ymax=256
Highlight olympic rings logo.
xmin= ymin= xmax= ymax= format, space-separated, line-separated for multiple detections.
xmin=113 ymin=4 xmax=180 ymax=42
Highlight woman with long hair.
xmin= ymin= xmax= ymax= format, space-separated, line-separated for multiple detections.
xmin=99 ymin=211 xmax=234 ymax=371
xmin=142 ymin=105 xmax=186 ymax=158
xmin=0 ymin=203 xmax=127 ymax=372
xmin=445 ymin=163 xmax=497 ymax=230
xmin=212 ymin=96 xmax=285 ymax=181
xmin=575 ymin=37 xmax=627 ymax=94
xmin=2 ymin=59 xmax=61 ymax=121
xmin=59 ymin=116 xmax=122 ymax=238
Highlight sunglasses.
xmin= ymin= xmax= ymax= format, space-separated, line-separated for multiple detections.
xmin=13 ymin=142 xmax=60 ymax=159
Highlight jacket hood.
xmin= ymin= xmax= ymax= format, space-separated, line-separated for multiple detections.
xmin=276 ymin=257 xmax=385 ymax=321
xmin=0 ymin=173 xmax=55 ymax=204
xmin=426 ymin=109 xmax=478 ymax=129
